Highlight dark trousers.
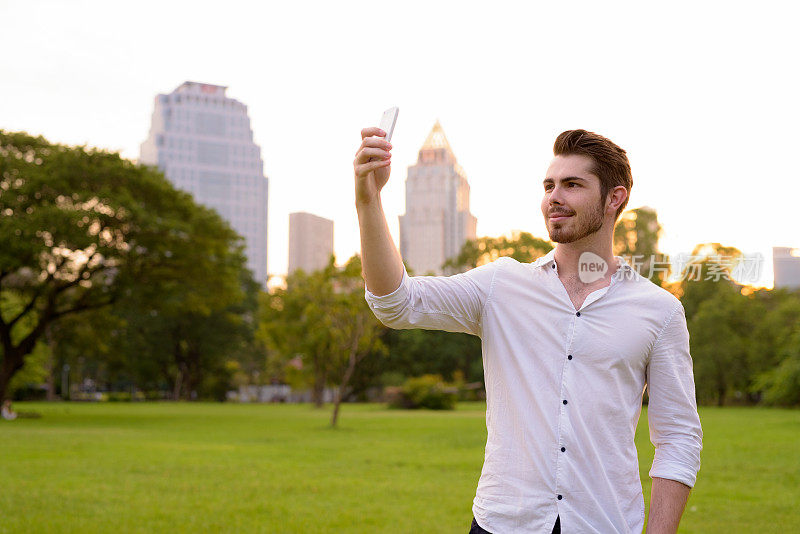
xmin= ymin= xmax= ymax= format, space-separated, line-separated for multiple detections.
xmin=469 ymin=515 xmax=560 ymax=534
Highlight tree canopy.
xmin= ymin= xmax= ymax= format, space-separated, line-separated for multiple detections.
xmin=0 ymin=130 xmax=254 ymax=401
xmin=443 ymin=231 xmax=552 ymax=273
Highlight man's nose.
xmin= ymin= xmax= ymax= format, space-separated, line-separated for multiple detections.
xmin=548 ymin=184 xmax=565 ymax=205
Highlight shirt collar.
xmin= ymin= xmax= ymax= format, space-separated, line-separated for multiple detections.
xmin=533 ymin=248 xmax=634 ymax=279
xmin=533 ymin=248 xmax=558 ymax=270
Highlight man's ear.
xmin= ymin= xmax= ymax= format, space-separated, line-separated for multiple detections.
xmin=607 ymin=186 xmax=628 ymax=214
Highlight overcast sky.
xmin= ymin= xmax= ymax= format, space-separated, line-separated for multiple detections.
xmin=2 ymin=0 xmax=798 ymax=288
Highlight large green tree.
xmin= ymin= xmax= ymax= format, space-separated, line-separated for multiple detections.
xmin=0 ymin=130 xmax=251 ymax=401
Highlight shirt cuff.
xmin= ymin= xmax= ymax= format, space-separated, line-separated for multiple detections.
xmin=364 ymin=268 xmax=410 ymax=310
xmin=649 ymin=459 xmax=699 ymax=489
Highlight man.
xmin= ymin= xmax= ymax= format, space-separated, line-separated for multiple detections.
xmin=353 ymin=128 xmax=702 ymax=533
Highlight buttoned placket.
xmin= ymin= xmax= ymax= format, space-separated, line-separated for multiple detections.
xmin=549 ymin=257 xmax=631 ymax=507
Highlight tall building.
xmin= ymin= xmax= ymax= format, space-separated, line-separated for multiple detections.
xmin=139 ymin=81 xmax=269 ymax=286
xmin=399 ymin=121 xmax=477 ymax=275
xmin=773 ymin=246 xmax=800 ymax=289
xmin=288 ymin=212 xmax=334 ymax=274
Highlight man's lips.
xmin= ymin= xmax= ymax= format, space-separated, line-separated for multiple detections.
xmin=549 ymin=213 xmax=573 ymax=221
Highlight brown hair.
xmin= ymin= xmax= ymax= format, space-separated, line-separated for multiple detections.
xmin=553 ymin=129 xmax=632 ymax=219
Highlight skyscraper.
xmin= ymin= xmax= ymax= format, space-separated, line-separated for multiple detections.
xmin=139 ymin=81 xmax=269 ymax=286
xmin=773 ymin=246 xmax=800 ymax=289
xmin=399 ymin=121 xmax=477 ymax=275
xmin=288 ymin=212 xmax=334 ymax=274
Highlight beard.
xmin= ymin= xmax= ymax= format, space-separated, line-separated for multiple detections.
xmin=547 ymin=200 xmax=605 ymax=243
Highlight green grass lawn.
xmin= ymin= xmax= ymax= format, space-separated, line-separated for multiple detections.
xmin=1 ymin=402 xmax=798 ymax=533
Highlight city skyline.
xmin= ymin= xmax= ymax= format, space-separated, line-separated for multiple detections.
xmin=2 ymin=1 xmax=797 ymax=288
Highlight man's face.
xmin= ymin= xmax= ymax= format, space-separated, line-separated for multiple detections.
xmin=541 ymin=154 xmax=608 ymax=244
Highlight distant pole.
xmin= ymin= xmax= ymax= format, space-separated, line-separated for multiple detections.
xmin=62 ymin=364 xmax=70 ymax=401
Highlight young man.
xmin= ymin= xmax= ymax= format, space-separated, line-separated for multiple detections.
xmin=353 ymin=128 xmax=702 ymax=534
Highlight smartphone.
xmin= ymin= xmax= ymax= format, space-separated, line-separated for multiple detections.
xmin=379 ymin=107 xmax=399 ymax=142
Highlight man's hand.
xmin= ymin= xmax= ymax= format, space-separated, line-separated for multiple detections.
xmin=645 ymin=477 xmax=692 ymax=534
xmin=353 ymin=127 xmax=392 ymax=205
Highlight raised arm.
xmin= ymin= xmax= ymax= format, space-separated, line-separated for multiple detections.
xmin=353 ymin=126 xmax=403 ymax=296
xmin=353 ymin=126 xmax=498 ymax=337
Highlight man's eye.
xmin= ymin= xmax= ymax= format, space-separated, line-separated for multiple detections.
xmin=568 ymin=182 xmax=578 ymax=187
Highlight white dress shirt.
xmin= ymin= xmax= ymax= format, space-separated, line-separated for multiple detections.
xmin=365 ymin=249 xmax=703 ymax=533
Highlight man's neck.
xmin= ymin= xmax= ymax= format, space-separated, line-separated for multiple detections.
xmin=553 ymin=234 xmax=618 ymax=283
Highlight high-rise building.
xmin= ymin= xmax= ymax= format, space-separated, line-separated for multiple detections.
xmin=288 ymin=212 xmax=334 ymax=274
xmin=773 ymin=246 xmax=800 ymax=289
xmin=139 ymin=81 xmax=269 ymax=286
xmin=399 ymin=121 xmax=477 ymax=275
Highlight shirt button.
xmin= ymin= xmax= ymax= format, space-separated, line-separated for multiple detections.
xmin=563 ymin=399 xmax=568 ymax=405
xmin=557 ymin=494 xmax=563 ymax=500
xmin=561 ymin=447 xmax=566 ymax=452
xmin=567 ymin=354 xmax=572 ymax=360
xmin=576 ymin=311 xmax=581 ymax=317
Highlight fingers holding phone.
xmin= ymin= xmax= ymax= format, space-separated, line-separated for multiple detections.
xmin=354 ymin=108 xmax=399 ymax=204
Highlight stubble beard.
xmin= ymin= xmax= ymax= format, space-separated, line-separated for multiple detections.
xmin=548 ymin=200 xmax=606 ymax=244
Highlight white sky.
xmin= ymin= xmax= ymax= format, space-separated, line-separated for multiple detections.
xmin=2 ymin=0 xmax=798 ymax=288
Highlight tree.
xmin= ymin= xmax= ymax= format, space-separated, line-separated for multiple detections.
xmin=688 ymin=289 xmax=753 ymax=406
xmin=258 ymin=255 xmax=386 ymax=425
xmin=676 ymin=243 xmax=743 ymax=319
xmin=258 ymin=262 xmax=336 ymax=406
xmin=745 ymin=289 xmax=799 ymax=375
xmin=380 ymin=328 xmax=483 ymax=385
xmin=676 ymin=243 xmax=780 ymax=406
xmin=0 ymin=130 xmax=251 ymax=401
xmin=443 ymin=231 xmax=552 ymax=273
xmin=676 ymin=245 xmax=743 ymax=406
xmin=110 ymin=244 xmax=255 ymax=401
xmin=44 ymin=307 xmax=125 ymax=399
xmin=752 ymin=329 xmax=800 ymax=406
xmin=748 ymin=289 xmax=800 ymax=405
xmin=327 ymin=255 xmax=387 ymax=426
xmin=613 ymin=207 xmax=668 ymax=285
xmin=44 ymin=197 xmax=258 ymax=402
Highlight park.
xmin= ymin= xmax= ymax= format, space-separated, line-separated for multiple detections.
xmin=3 ymin=3 xmax=800 ymax=532
xmin=2 ymin=401 xmax=798 ymax=533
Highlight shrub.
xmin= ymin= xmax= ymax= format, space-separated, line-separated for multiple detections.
xmin=105 ymin=391 xmax=146 ymax=402
xmin=106 ymin=392 xmax=132 ymax=402
xmin=387 ymin=374 xmax=457 ymax=410
xmin=144 ymin=390 xmax=167 ymax=401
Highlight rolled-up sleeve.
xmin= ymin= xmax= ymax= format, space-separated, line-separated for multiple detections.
xmin=646 ymin=303 xmax=704 ymax=488
xmin=364 ymin=259 xmax=501 ymax=338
